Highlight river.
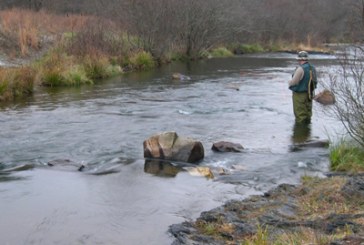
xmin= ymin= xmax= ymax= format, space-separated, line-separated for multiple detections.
xmin=0 ymin=52 xmax=343 ymax=245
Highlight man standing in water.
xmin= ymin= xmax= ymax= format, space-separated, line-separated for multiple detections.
xmin=288 ymin=51 xmax=317 ymax=124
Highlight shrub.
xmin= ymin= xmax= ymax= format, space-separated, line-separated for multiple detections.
xmin=36 ymin=50 xmax=69 ymax=86
xmin=210 ymin=47 xmax=233 ymax=57
xmin=129 ymin=51 xmax=155 ymax=70
xmin=82 ymin=55 xmax=122 ymax=80
xmin=82 ymin=55 xmax=109 ymax=80
xmin=232 ymin=43 xmax=265 ymax=54
xmin=0 ymin=67 xmax=35 ymax=100
xmin=41 ymin=70 xmax=65 ymax=87
xmin=63 ymin=65 xmax=92 ymax=86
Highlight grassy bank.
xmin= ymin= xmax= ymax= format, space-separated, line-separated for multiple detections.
xmin=242 ymin=176 xmax=363 ymax=245
xmin=173 ymin=173 xmax=364 ymax=245
xmin=0 ymin=9 xmax=158 ymax=101
xmin=241 ymin=141 xmax=364 ymax=244
xmin=185 ymin=140 xmax=364 ymax=245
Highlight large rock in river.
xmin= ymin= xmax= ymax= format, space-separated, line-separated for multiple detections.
xmin=143 ymin=131 xmax=204 ymax=163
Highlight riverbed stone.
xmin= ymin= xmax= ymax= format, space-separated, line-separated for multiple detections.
xmin=47 ymin=159 xmax=121 ymax=175
xmin=290 ymin=139 xmax=330 ymax=151
xmin=143 ymin=131 xmax=204 ymax=163
xmin=184 ymin=166 xmax=214 ymax=179
xmin=211 ymin=141 xmax=244 ymax=152
xmin=47 ymin=159 xmax=85 ymax=171
xmin=172 ymin=73 xmax=191 ymax=81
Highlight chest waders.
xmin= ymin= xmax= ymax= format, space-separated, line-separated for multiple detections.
xmin=291 ymin=63 xmax=316 ymax=124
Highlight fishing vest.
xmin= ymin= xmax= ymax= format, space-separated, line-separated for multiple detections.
xmin=290 ymin=62 xmax=316 ymax=93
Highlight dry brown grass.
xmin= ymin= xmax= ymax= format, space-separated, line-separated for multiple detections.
xmin=0 ymin=8 xmax=91 ymax=56
xmin=296 ymin=177 xmax=350 ymax=218
xmin=0 ymin=66 xmax=36 ymax=101
xmin=275 ymin=227 xmax=349 ymax=245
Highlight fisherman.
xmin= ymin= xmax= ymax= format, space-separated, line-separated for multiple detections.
xmin=288 ymin=51 xmax=317 ymax=124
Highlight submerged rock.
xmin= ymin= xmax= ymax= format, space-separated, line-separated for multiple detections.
xmin=290 ymin=139 xmax=330 ymax=151
xmin=184 ymin=166 xmax=214 ymax=179
xmin=172 ymin=73 xmax=191 ymax=81
xmin=0 ymin=164 xmax=34 ymax=172
xmin=211 ymin=141 xmax=244 ymax=153
xmin=47 ymin=159 xmax=121 ymax=175
xmin=47 ymin=159 xmax=85 ymax=171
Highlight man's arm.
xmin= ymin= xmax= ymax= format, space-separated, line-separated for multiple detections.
xmin=288 ymin=67 xmax=304 ymax=87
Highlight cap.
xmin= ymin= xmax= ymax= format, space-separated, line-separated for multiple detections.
xmin=296 ymin=51 xmax=309 ymax=61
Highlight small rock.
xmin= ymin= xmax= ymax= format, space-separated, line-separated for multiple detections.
xmin=172 ymin=73 xmax=191 ymax=81
xmin=184 ymin=166 xmax=214 ymax=179
xmin=212 ymin=141 xmax=244 ymax=153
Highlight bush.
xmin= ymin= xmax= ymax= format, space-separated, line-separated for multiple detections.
xmin=128 ymin=51 xmax=155 ymax=70
xmin=63 ymin=65 xmax=92 ymax=86
xmin=0 ymin=67 xmax=35 ymax=101
xmin=82 ymin=55 xmax=122 ymax=80
xmin=232 ymin=43 xmax=265 ymax=54
xmin=210 ymin=47 xmax=233 ymax=57
xmin=36 ymin=51 xmax=71 ymax=86
xmin=82 ymin=55 xmax=109 ymax=80
xmin=42 ymin=70 xmax=65 ymax=87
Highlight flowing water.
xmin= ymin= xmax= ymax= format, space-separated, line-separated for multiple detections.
xmin=0 ymin=53 xmax=343 ymax=245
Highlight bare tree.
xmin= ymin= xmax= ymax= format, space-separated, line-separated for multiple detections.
xmin=117 ymin=0 xmax=178 ymax=61
xmin=173 ymin=0 xmax=237 ymax=58
xmin=28 ymin=0 xmax=42 ymax=11
xmin=329 ymin=46 xmax=364 ymax=147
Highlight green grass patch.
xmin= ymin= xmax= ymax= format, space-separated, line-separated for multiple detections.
xmin=42 ymin=71 xmax=65 ymax=87
xmin=35 ymin=49 xmax=122 ymax=87
xmin=242 ymin=225 xmax=269 ymax=245
xmin=330 ymin=141 xmax=364 ymax=173
xmin=128 ymin=51 xmax=155 ymax=70
xmin=231 ymin=43 xmax=265 ymax=54
xmin=63 ymin=65 xmax=92 ymax=86
xmin=210 ymin=47 xmax=233 ymax=57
